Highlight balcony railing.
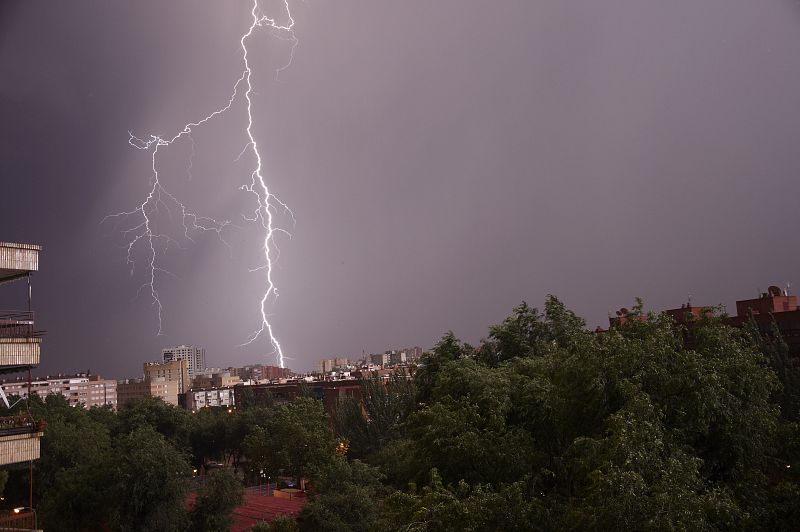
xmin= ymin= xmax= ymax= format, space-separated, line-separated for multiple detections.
xmin=0 ymin=415 xmax=40 ymax=437
xmin=0 ymin=312 xmax=40 ymax=339
xmin=0 ymin=508 xmax=36 ymax=530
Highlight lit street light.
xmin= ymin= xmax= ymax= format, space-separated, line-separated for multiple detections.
xmin=13 ymin=507 xmax=37 ymax=530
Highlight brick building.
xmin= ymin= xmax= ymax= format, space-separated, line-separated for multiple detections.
xmin=611 ymin=284 xmax=800 ymax=357
xmin=233 ymin=380 xmax=363 ymax=421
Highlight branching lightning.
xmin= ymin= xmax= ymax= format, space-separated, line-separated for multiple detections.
xmin=104 ymin=0 xmax=297 ymax=368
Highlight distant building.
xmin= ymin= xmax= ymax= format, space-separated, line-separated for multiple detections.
xmin=388 ymin=350 xmax=406 ymax=365
xmin=144 ymin=359 xmax=190 ymax=394
xmin=191 ymin=371 xmax=240 ymax=390
xmin=162 ymin=345 xmax=206 ymax=381
xmin=611 ymin=284 xmax=800 ymax=358
xmin=117 ymin=377 xmax=179 ymax=408
xmin=402 ymin=346 xmax=424 ymax=363
xmin=0 ymin=374 xmax=117 ymax=410
xmin=230 ymin=364 xmax=291 ymax=381
xmin=369 ymin=353 xmax=389 ymax=366
xmin=317 ymin=357 xmax=351 ymax=373
xmin=233 ymin=379 xmax=363 ymax=423
xmin=726 ymin=286 xmax=800 ymax=356
xmin=184 ymin=387 xmax=235 ymax=410
xmin=367 ymin=347 xmax=422 ymax=368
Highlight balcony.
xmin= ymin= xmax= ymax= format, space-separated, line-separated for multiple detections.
xmin=0 ymin=415 xmax=42 ymax=466
xmin=0 ymin=312 xmax=40 ymax=372
xmin=0 ymin=508 xmax=38 ymax=531
xmin=0 ymin=243 xmax=39 ymax=285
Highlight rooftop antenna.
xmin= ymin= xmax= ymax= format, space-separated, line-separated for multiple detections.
xmin=687 ymin=293 xmax=692 ymax=306
xmin=786 ymin=282 xmax=791 ymax=296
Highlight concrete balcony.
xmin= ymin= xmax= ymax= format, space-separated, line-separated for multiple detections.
xmin=0 ymin=338 xmax=40 ymax=372
xmin=0 ymin=243 xmax=40 ymax=284
xmin=0 ymin=312 xmax=40 ymax=372
xmin=0 ymin=416 xmax=42 ymax=466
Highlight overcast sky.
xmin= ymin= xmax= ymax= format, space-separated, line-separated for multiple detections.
xmin=2 ymin=0 xmax=800 ymax=376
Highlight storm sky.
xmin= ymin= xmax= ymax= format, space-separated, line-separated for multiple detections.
xmin=2 ymin=0 xmax=800 ymax=376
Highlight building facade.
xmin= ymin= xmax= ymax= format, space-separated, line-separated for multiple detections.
xmin=191 ymin=371 xmax=240 ymax=390
xmin=184 ymin=387 xmax=235 ymax=410
xmin=233 ymin=379 xmax=364 ymax=423
xmin=0 ymin=374 xmax=117 ymax=409
xmin=117 ymin=377 xmax=179 ymax=408
xmin=162 ymin=345 xmax=206 ymax=381
xmin=229 ymin=364 xmax=291 ymax=381
xmin=0 ymin=242 xmax=44 ymax=470
xmin=144 ymin=359 xmax=190 ymax=394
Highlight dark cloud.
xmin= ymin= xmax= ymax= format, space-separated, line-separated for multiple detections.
xmin=2 ymin=0 xmax=800 ymax=375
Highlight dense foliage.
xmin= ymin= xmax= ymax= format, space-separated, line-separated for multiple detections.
xmin=0 ymin=296 xmax=797 ymax=530
xmin=0 ymin=394 xmax=319 ymax=530
xmin=335 ymin=297 xmax=800 ymax=531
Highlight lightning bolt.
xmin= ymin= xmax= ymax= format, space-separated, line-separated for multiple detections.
xmin=104 ymin=0 xmax=297 ymax=368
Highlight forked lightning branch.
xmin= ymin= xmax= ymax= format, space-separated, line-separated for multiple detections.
xmin=104 ymin=0 xmax=297 ymax=368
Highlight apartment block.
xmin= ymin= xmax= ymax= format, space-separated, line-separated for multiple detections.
xmin=191 ymin=371 xmax=240 ymax=390
xmin=117 ymin=377 xmax=179 ymax=408
xmin=144 ymin=359 xmax=190 ymax=394
xmin=184 ymin=387 xmax=234 ymax=410
xmin=162 ymin=345 xmax=206 ymax=380
xmin=0 ymin=374 xmax=116 ymax=409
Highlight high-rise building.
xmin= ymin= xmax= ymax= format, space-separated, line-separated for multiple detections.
xmin=162 ymin=345 xmax=206 ymax=381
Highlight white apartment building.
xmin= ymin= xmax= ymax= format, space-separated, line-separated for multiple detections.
xmin=185 ymin=387 xmax=234 ymax=411
xmin=1 ymin=374 xmax=117 ymax=410
xmin=162 ymin=345 xmax=206 ymax=381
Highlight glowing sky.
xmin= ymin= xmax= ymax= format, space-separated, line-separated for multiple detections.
xmin=3 ymin=0 xmax=800 ymax=375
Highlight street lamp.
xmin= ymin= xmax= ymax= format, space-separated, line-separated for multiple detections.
xmin=13 ymin=507 xmax=37 ymax=530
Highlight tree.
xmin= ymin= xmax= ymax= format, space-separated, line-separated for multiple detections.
xmin=373 ymin=297 xmax=792 ymax=530
xmin=32 ymin=394 xmax=113 ymax=504
xmin=243 ymin=398 xmax=336 ymax=481
xmin=116 ymin=396 xmax=191 ymax=445
xmin=298 ymin=459 xmax=383 ymax=532
xmin=334 ymin=371 xmax=415 ymax=459
xmin=252 ymin=516 xmax=299 ymax=532
xmin=189 ymin=469 xmax=244 ymax=531
xmin=188 ymin=407 xmax=233 ymax=471
xmin=415 ymin=332 xmax=472 ymax=404
xmin=106 ymin=427 xmax=191 ymax=532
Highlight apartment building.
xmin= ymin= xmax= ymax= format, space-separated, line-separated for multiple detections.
xmin=162 ymin=345 xmax=206 ymax=381
xmin=0 ymin=242 xmax=44 ymax=470
xmin=117 ymin=377 xmax=179 ymax=408
xmin=144 ymin=359 xmax=190 ymax=394
xmin=0 ymin=374 xmax=116 ymax=409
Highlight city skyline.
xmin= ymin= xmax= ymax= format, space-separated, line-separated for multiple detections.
xmin=3 ymin=0 xmax=800 ymax=376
